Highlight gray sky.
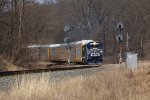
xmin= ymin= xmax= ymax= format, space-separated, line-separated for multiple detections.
xmin=36 ymin=0 xmax=57 ymax=4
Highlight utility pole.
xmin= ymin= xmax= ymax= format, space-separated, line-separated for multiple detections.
xmin=117 ymin=22 xmax=124 ymax=64
xmin=64 ymin=37 xmax=72 ymax=66
xmin=64 ymin=26 xmax=72 ymax=66
xmin=126 ymin=33 xmax=129 ymax=51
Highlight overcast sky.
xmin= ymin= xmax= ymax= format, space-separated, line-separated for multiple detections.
xmin=36 ymin=0 xmax=57 ymax=4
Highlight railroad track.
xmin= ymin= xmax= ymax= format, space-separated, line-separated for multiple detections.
xmin=0 ymin=64 xmax=106 ymax=91
xmin=0 ymin=65 xmax=100 ymax=77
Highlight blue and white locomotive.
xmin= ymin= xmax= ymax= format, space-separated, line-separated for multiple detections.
xmin=28 ymin=40 xmax=103 ymax=65
xmin=83 ymin=41 xmax=103 ymax=64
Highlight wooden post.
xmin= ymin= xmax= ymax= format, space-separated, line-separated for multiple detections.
xmin=119 ymin=44 xmax=122 ymax=64
xmin=126 ymin=33 xmax=129 ymax=51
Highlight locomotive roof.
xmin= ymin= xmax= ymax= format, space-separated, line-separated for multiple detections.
xmin=28 ymin=40 xmax=93 ymax=48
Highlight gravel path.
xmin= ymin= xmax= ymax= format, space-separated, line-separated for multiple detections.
xmin=0 ymin=65 xmax=114 ymax=92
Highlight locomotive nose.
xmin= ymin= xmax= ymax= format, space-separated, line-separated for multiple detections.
xmin=90 ymin=48 xmax=101 ymax=57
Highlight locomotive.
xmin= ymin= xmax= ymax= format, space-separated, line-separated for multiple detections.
xmin=28 ymin=40 xmax=103 ymax=65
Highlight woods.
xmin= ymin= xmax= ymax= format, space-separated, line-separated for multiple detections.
xmin=0 ymin=0 xmax=150 ymax=65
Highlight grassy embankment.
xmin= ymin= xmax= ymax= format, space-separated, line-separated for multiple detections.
xmin=0 ymin=63 xmax=150 ymax=100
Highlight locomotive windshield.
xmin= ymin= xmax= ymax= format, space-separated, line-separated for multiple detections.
xmin=87 ymin=42 xmax=102 ymax=49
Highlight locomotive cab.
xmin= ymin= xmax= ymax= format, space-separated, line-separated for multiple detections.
xmin=83 ymin=42 xmax=103 ymax=65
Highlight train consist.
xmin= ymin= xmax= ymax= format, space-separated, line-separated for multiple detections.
xmin=28 ymin=40 xmax=103 ymax=65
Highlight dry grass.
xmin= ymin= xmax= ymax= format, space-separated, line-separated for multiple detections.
xmin=0 ymin=63 xmax=150 ymax=100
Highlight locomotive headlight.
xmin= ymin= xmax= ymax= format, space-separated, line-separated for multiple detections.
xmin=100 ymin=50 xmax=103 ymax=53
xmin=93 ymin=42 xmax=96 ymax=46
